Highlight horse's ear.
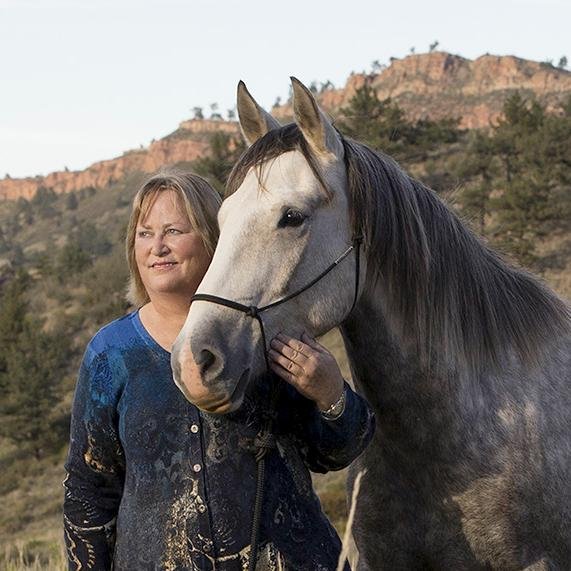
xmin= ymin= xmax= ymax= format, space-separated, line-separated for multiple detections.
xmin=290 ymin=77 xmax=343 ymax=159
xmin=237 ymin=81 xmax=281 ymax=147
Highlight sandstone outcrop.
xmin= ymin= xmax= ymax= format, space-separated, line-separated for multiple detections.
xmin=276 ymin=52 xmax=571 ymax=128
xmin=0 ymin=120 xmax=239 ymax=201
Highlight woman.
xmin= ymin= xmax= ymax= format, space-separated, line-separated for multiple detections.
xmin=63 ymin=169 xmax=375 ymax=570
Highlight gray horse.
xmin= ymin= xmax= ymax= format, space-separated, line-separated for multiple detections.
xmin=172 ymin=78 xmax=571 ymax=570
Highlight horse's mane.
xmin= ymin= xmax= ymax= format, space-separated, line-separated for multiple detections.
xmin=227 ymin=124 xmax=571 ymax=373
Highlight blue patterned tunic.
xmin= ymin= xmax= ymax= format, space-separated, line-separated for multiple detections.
xmin=63 ymin=310 xmax=375 ymax=570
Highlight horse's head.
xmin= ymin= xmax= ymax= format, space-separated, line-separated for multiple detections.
xmin=172 ymin=78 xmax=363 ymax=413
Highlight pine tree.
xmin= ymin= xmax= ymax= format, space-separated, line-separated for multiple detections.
xmin=337 ymin=81 xmax=409 ymax=155
xmin=456 ymin=131 xmax=498 ymax=234
xmin=0 ymin=322 xmax=66 ymax=459
xmin=0 ymin=273 xmax=65 ymax=459
xmin=488 ymin=94 xmax=571 ymax=265
xmin=193 ymin=132 xmax=245 ymax=193
xmin=65 ymin=192 xmax=79 ymax=211
xmin=31 ymin=186 xmax=58 ymax=219
xmin=0 ymin=271 xmax=30 ymax=385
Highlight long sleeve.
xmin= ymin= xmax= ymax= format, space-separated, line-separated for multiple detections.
xmin=63 ymin=347 xmax=126 ymax=570
xmin=282 ymin=380 xmax=376 ymax=473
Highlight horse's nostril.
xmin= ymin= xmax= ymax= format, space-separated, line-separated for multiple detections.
xmin=198 ymin=349 xmax=216 ymax=374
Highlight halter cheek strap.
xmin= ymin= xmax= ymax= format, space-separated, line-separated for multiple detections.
xmin=191 ymin=234 xmax=363 ymax=358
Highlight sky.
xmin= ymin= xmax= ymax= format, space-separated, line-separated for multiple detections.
xmin=1 ymin=0 xmax=569 ymax=179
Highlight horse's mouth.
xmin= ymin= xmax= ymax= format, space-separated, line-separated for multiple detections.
xmin=202 ymin=367 xmax=251 ymax=414
xmin=230 ymin=366 xmax=251 ymax=402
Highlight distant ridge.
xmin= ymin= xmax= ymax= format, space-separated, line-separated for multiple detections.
xmin=1 ymin=52 xmax=570 ymax=201
xmin=276 ymin=52 xmax=571 ymax=128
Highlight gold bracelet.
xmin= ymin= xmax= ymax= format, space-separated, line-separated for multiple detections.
xmin=320 ymin=386 xmax=347 ymax=421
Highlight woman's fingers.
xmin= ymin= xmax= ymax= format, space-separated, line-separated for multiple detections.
xmin=269 ymin=360 xmax=297 ymax=385
xmin=270 ymin=335 xmax=310 ymax=364
xmin=269 ymin=331 xmax=344 ymax=410
xmin=275 ymin=333 xmax=312 ymax=356
xmin=269 ymin=334 xmax=313 ymax=387
xmin=268 ymin=348 xmax=304 ymax=376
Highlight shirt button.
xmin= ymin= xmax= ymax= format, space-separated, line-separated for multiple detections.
xmin=190 ymin=424 xmax=199 ymax=434
xmin=198 ymin=504 xmax=206 ymax=513
xmin=193 ymin=463 xmax=202 ymax=473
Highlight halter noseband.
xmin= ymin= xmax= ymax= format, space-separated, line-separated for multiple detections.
xmin=191 ymin=234 xmax=363 ymax=369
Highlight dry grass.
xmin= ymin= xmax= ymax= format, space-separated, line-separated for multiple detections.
xmin=0 ymin=439 xmax=67 ymax=570
xmin=337 ymin=469 xmax=365 ymax=571
xmin=0 ymin=541 xmax=65 ymax=571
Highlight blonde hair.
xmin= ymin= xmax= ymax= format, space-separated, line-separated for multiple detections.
xmin=125 ymin=168 xmax=222 ymax=307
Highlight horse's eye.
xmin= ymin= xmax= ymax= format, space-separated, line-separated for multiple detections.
xmin=278 ymin=208 xmax=306 ymax=229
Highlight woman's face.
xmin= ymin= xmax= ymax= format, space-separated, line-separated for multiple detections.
xmin=135 ymin=189 xmax=211 ymax=301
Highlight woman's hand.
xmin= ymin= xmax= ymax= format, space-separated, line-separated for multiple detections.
xmin=269 ymin=332 xmax=345 ymax=412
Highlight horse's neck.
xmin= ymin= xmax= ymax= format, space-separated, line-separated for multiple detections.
xmin=340 ymin=283 xmax=569 ymax=443
xmin=340 ymin=292 xmax=421 ymax=412
xmin=340 ymin=284 xmax=483 ymax=418
xmin=340 ymin=287 xmax=500 ymax=462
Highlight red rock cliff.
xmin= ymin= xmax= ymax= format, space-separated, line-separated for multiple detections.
xmin=277 ymin=52 xmax=571 ymax=128
xmin=0 ymin=120 xmax=239 ymax=201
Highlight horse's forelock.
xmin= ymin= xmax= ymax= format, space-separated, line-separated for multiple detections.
xmin=226 ymin=124 xmax=330 ymax=199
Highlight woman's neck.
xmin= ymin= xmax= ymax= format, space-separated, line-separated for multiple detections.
xmin=139 ymin=294 xmax=191 ymax=353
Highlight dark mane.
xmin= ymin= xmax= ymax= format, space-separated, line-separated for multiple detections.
xmin=227 ymin=124 xmax=571 ymax=373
